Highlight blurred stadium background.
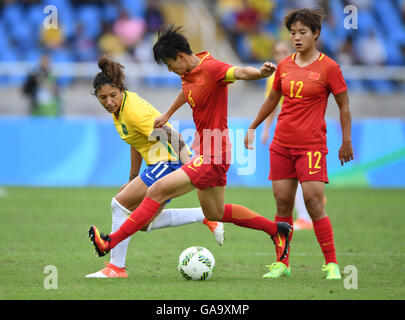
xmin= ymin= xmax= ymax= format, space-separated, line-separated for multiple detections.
xmin=0 ymin=0 xmax=405 ymax=188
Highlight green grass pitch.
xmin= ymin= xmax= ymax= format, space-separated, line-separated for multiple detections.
xmin=0 ymin=186 xmax=404 ymax=300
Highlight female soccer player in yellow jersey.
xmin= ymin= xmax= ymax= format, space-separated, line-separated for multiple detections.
xmin=85 ymin=55 xmax=224 ymax=278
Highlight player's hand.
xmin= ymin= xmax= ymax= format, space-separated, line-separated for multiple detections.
xmin=244 ymin=129 xmax=256 ymax=150
xmin=339 ymin=141 xmax=354 ymax=166
xmin=260 ymin=62 xmax=276 ymax=78
xmin=154 ymin=113 xmax=170 ymax=128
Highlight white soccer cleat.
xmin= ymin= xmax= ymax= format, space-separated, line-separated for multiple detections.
xmin=203 ymin=219 xmax=225 ymax=246
xmin=213 ymin=222 xmax=225 ymax=246
xmin=85 ymin=270 xmax=109 ymax=278
xmin=85 ymin=262 xmax=128 ymax=278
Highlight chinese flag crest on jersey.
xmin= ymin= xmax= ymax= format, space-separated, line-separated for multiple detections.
xmin=309 ymin=71 xmax=320 ymax=80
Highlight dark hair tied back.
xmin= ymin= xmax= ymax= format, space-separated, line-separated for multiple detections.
xmin=92 ymin=55 xmax=127 ymax=94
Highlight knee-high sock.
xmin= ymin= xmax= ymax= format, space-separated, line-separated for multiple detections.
xmin=147 ymin=207 xmax=204 ymax=232
xmin=313 ymin=216 xmax=338 ymax=265
xmin=295 ymin=184 xmax=311 ymax=221
xmin=274 ymin=215 xmax=294 ymax=267
xmin=109 ymin=197 xmax=131 ymax=269
xmin=221 ymin=204 xmax=277 ymax=236
xmin=109 ymin=197 xmax=160 ymax=250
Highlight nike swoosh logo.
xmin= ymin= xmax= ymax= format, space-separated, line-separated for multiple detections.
xmin=282 ymin=72 xmax=289 ymax=77
xmin=309 ymin=170 xmax=320 ymax=175
xmin=277 ymin=234 xmax=282 ymax=247
xmin=145 ymin=173 xmax=155 ymax=180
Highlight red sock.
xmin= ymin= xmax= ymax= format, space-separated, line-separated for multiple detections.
xmin=109 ymin=197 xmax=160 ymax=249
xmin=221 ymin=204 xmax=277 ymax=236
xmin=275 ymin=215 xmax=293 ymax=267
xmin=313 ymin=216 xmax=338 ymax=265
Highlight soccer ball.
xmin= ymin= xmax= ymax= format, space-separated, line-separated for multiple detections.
xmin=178 ymin=246 xmax=215 ymax=280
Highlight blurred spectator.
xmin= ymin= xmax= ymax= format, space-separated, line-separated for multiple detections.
xmin=248 ymin=0 xmax=275 ymax=21
xmin=357 ymin=30 xmax=387 ymax=65
xmin=74 ymin=22 xmax=98 ymax=61
xmin=98 ymin=22 xmax=128 ymax=60
xmin=145 ymin=0 xmax=165 ymax=33
xmin=225 ymin=0 xmax=264 ymax=62
xmin=22 ymin=54 xmax=61 ymax=117
xmin=215 ymin=0 xmax=243 ymax=29
xmin=0 ymin=0 xmax=402 ymax=93
xmin=249 ymin=32 xmax=276 ymax=62
xmin=113 ymin=10 xmax=146 ymax=49
xmin=40 ymin=28 xmax=64 ymax=50
xmin=234 ymin=0 xmax=260 ymax=34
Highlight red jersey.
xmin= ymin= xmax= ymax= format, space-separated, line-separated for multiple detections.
xmin=181 ymin=52 xmax=235 ymax=162
xmin=272 ymin=52 xmax=347 ymax=152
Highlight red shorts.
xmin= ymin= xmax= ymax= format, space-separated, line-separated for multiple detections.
xmin=269 ymin=143 xmax=329 ymax=183
xmin=181 ymin=155 xmax=230 ymax=190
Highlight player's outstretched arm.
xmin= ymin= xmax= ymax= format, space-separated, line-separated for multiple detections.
xmin=234 ymin=62 xmax=276 ymax=81
xmin=154 ymin=90 xmax=187 ymax=128
xmin=334 ymin=90 xmax=354 ymax=166
xmin=244 ymin=89 xmax=282 ymax=149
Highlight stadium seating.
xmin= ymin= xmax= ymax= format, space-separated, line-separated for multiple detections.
xmin=215 ymin=0 xmax=405 ymax=93
xmin=0 ymin=0 xmax=403 ymax=93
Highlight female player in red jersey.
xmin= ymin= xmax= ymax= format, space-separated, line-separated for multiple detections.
xmin=245 ymin=9 xmax=354 ymax=279
xmin=89 ymin=25 xmax=292 ymax=276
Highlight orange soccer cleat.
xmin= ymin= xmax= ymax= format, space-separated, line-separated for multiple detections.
xmin=88 ymin=225 xmax=111 ymax=257
xmin=271 ymin=222 xmax=292 ymax=261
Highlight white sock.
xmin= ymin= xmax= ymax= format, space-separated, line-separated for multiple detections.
xmin=147 ymin=207 xmax=205 ymax=232
xmin=109 ymin=197 xmax=131 ymax=269
xmin=295 ymin=184 xmax=311 ymax=222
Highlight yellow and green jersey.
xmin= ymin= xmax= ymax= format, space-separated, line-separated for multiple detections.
xmin=112 ymin=90 xmax=180 ymax=165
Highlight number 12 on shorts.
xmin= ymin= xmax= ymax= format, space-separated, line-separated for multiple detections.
xmin=307 ymin=151 xmax=321 ymax=174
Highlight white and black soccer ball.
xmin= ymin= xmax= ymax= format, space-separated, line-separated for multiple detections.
xmin=178 ymin=246 xmax=215 ymax=280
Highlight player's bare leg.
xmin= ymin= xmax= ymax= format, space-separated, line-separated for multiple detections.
xmin=272 ymin=179 xmax=298 ymax=218
xmin=196 ymin=186 xmax=226 ymax=221
xmin=115 ymin=176 xmax=149 ymax=211
xmin=300 ymin=181 xmax=327 ymax=221
xmin=146 ymin=168 xmax=196 ymax=204
xmin=293 ymin=183 xmax=313 ymax=230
